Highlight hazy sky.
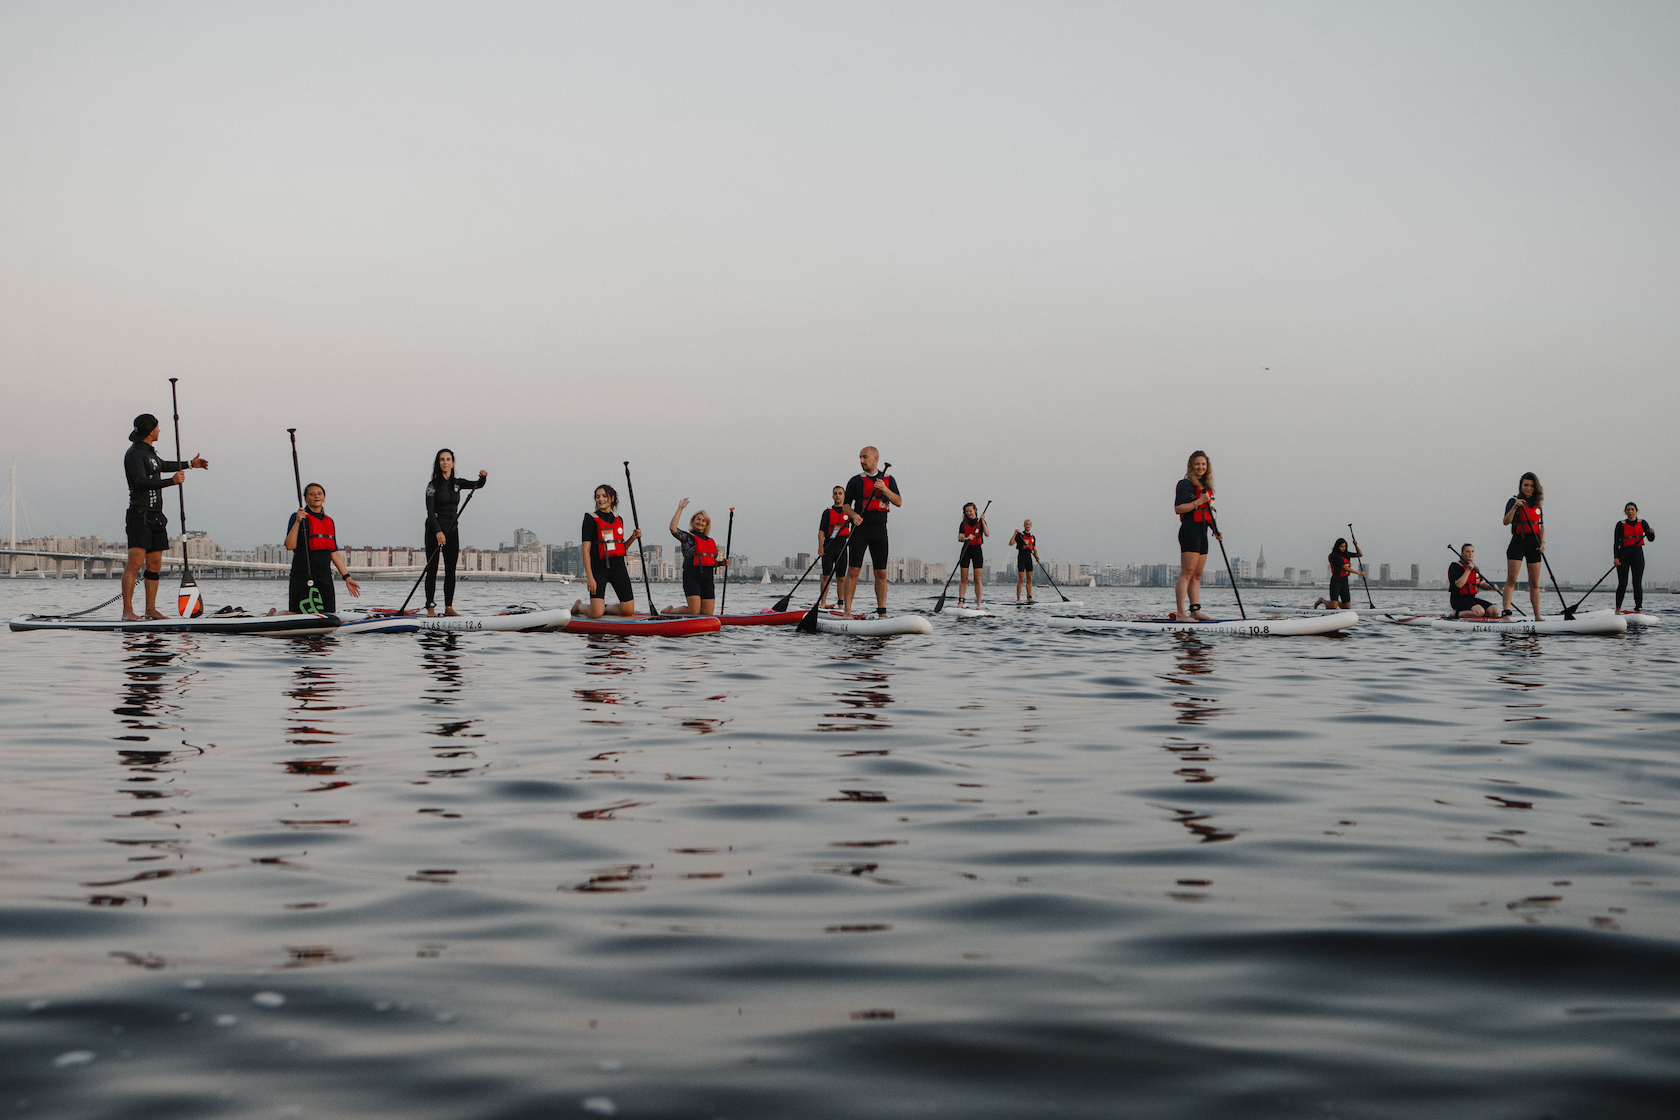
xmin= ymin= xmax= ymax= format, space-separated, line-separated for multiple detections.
xmin=3 ymin=2 xmax=1676 ymax=581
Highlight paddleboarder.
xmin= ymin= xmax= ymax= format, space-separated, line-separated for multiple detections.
xmin=1499 ymin=472 xmax=1546 ymax=619
xmin=1313 ymin=538 xmax=1363 ymax=610
xmin=121 ymin=413 xmax=208 ymax=621
xmin=955 ymin=502 xmax=988 ymax=607
xmin=664 ymin=498 xmax=720 ymax=616
xmin=841 ymin=447 xmax=900 ymax=618
xmin=1447 ymin=543 xmax=1499 ymax=618
xmin=816 ymin=486 xmax=850 ymax=611
xmin=1008 ymin=520 xmax=1039 ymax=603
xmin=283 ymin=483 xmax=360 ymax=613
xmin=573 ymin=484 xmax=641 ymax=620
xmin=422 ymin=449 xmax=488 ymax=618
xmin=1174 ymin=451 xmax=1220 ymax=622
xmin=1614 ymin=502 xmax=1655 ymax=615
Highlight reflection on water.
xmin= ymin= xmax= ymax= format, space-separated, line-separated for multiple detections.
xmin=2 ymin=581 xmax=1677 ymax=1120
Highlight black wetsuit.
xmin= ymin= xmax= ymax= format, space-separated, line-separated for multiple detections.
xmin=423 ymin=473 xmax=486 ymax=608
xmin=845 ymin=471 xmax=899 ymax=571
xmin=1614 ymin=518 xmax=1655 ymax=612
xmin=124 ymin=440 xmax=188 ymax=552
xmin=286 ymin=511 xmax=338 ymax=614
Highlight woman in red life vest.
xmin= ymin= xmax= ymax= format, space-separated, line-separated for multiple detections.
xmin=817 ymin=486 xmax=850 ymax=611
xmin=1447 ymin=543 xmax=1498 ymax=618
xmin=955 ymin=502 xmax=989 ymax=607
xmin=1313 ymin=537 xmax=1363 ymax=609
xmin=665 ymin=498 xmax=720 ymax=616
xmin=1008 ymin=520 xmax=1039 ymax=603
xmin=1614 ymin=502 xmax=1656 ymax=614
xmin=281 ymin=483 xmax=359 ymax=614
xmin=1173 ymin=451 xmax=1221 ymax=621
xmin=572 ymin=484 xmax=642 ymax=620
xmin=1500 ymin=472 xmax=1546 ymax=619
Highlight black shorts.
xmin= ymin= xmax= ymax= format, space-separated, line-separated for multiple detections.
xmin=588 ymin=555 xmax=635 ymax=603
xmin=848 ymin=525 xmax=888 ymax=571
xmin=821 ymin=539 xmax=850 ymax=578
xmin=1450 ymin=593 xmax=1494 ymax=614
xmin=1177 ymin=522 xmax=1209 ymax=556
xmin=682 ymin=566 xmax=717 ymax=600
xmin=1328 ymin=575 xmax=1351 ymax=602
xmin=958 ymin=544 xmax=983 ymax=569
xmin=1506 ymin=536 xmax=1542 ymax=564
xmin=1017 ymin=552 xmax=1034 ymax=575
xmin=125 ymin=508 xmax=169 ymax=553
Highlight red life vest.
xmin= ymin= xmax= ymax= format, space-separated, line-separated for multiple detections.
xmin=691 ymin=534 xmax=718 ymax=568
xmin=1016 ymin=532 xmax=1035 ymax=551
xmin=1511 ymin=500 xmax=1542 ymax=535
xmin=1330 ymin=553 xmax=1352 ymax=578
xmin=959 ymin=518 xmax=983 ymax=545
xmin=590 ymin=512 xmax=627 ymax=557
xmin=858 ymin=473 xmax=893 ymax=512
xmin=1620 ymin=519 xmax=1648 ymax=549
xmin=1189 ymin=484 xmax=1214 ymax=523
xmin=824 ymin=507 xmax=851 ymax=540
xmin=301 ymin=511 xmax=336 ymax=552
xmin=1453 ymin=564 xmax=1483 ymax=596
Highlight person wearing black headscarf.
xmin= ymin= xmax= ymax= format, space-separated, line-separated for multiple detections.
xmin=121 ymin=413 xmax=207 ymax=620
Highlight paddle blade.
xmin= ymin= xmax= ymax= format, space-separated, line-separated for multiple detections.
xmin=933 ymin=592 xmax=947 ymax=614
xmin=178 ymin=580 xmax=202 ymax=617
xmin=796 ymin=605 xmax=821 ymax=633
xmin=772 ymin=593 xmax=792 ymax=612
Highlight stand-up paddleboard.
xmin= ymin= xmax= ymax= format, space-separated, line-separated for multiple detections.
xmin=1570 ymin=608 xmax=1661 ymax=627
xmin=1049 ymin=611 xmax=1357 ymax=636
xmin=1385 ymin=612 xmax=1627 ymax=635
xmin=815 ymin=611 xmax=934 ymax=636
xmin=1005 ymin=600 xmax=1083 ymax=610
xmin=336 ymin=606 xmax=572 ymax=635
xmin=719 ymin=609 xmax=805 ymax=626
xmin=565 ymin=614 xmax=721 ymax=636
xmin=9 ymin=607 xmax=352 ymax=636
xmin=942 ymin=605 xmax=994 ymax=619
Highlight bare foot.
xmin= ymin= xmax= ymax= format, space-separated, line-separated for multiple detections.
xmin=571 ymin=599 xmax=584 ymax=616
xmin=443 ymin=607 xmax=460 ymax=617
xmin=122 ymin=612 xmax=142 ymax=621
xmin=1190 ymin=610 xmax=1212 ymax=622
xmin=145 ymin=610 xmax=168 ymax=620
xmin=425 ymin=607 xmax=436 ymax=617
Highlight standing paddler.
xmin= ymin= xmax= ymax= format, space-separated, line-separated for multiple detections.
xmin=1614 ymin=502 xmax=1655 ymax=615
xmin=841 ymin=447 xmax=900 ymax=618
xmin=573 ymin=484 xmax=641 ymax=619
xmin=816 ymin=486 xmax=851 ymax=611
xmin=121 ymin=413 xmax=208 ymax=621
xmin=1499 ymin=472 xmax=1546 ymax=619
xmin=1008 ymin=520 xmax=1039 ymax=603
xmin=1173 ymin=450 xmax=1220 ymax=622
xmin=283 ymin=483 xmax=360 ymax=613
xmin=955 ymin=502 xmax=988 ymax=607
xmin=423 ymin=449 xmax=488 ymax=617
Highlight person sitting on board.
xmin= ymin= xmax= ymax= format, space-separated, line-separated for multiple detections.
xmin=664 ymin=498 xmax=719 ymax=616
xmin=817 ymin=485 xmax=850 ymax=611
xmin=1174 ymin=450 xmax=1220 ymax=622
xmin=422 ymin=448 xmax=487 ymax=618
xmin=1500 ymin=472 xmax=1546 ymax=619
xmin=121 ymin=413 xmax=208 ymax=621
xmin=841 ymin=446 xmax=900 ymax=618
xmin=573 ymin=484 xmax=641 ymax=620
xmin=955 ymin=502 xmax=988 ymax=607
xmin=1009 ymin=520 xmax=1039 ymax=603
xmin=1613 ymin=502 xmax=1655 ymax=615
xmin=1313 ymin=537 xmax=1363 ymax=609
xmin=1447 ymin=544 xmax=1498 ymax=618
xmin=280 ymin=483 xmax=360 ymax=614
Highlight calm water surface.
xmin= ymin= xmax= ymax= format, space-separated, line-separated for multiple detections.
xmin=2 ymin=579 xmax=1677 ymax=1119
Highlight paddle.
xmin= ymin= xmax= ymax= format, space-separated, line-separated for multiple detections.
xmin=1034 ymin=557 xmax=1074 ymax=604
xmin=398 ymin=488 xmax=478 ymax=614
xmin=1538 ymin=548 xmax=1574 ymax=620
xmin=719 ymin=507 xmax=735 ymax=615
xmin=287 ymin=429 xmax=323 ymax=614
xmin=168 ymin=379 xmax=202 ymax=617
xmin=1565 ymin=563 xmax=1616 ymax=618
xmin=1347 ymin=522 xmax=1375 ymax=609
xmin=934 ymin=500 xmax=990 ymax=613
xmin=1447 ymin=544 xmax=1524 ymax=617
xmin=799 ymin=470 xmax=878 ymax=633
xmin=622 ymin=461 xmax=659 ymax=617
xmin=773 ymin=554 xmax=823 ymax=613
xmin=834 ymin=460 xmax=889 ymax=621
xmin=1209 ymin=513 xmax=1246 ymax=619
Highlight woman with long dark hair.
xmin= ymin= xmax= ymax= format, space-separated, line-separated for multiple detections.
xmin=1614 ymin=502 xmax=1655 ymax=615
xmin=423 ymin=449 xmax=487 ymax=617
xmin=1500 ymin=472 xmax=1545 ymax=619
xmin=1174 ymin=451 xmax=1220 ymax=621
xmin=1313 ymin=537 xmax=1363 ymax=610
xmin=573 ymin=483 xmax=641 ymax=620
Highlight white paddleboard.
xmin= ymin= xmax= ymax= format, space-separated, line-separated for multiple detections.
xmin=9 ymin=609 xmax=352 ymax=636
xmin=814 ymin=612 xmax=934 ymax=636
xmin=1048 ymin=611 xmax=1357 ymax=636
xmin=1408 ymin=613 xmax=1627 ymax=635
xmin=941 ymin=606 xmax=994 ymax=619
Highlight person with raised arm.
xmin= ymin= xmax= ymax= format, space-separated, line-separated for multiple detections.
xmin=840 ymin=447 xmax=900 ymax=618
xmin=665 ymin=498 xmax=720 ymax=616
xmin=1173 ymin=451 xmax=1220 ymax=622
xmin=573 ymin=483 xmax=641 ymax=620
xmin=121 ymin=413 xmax=207 ymax=621
xmin=422 ymin=448 xmax=487 ymax=617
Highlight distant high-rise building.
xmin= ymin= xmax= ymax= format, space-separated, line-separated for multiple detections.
xmin=1255 ymin=548 xmax=1267 ymax=579
xmin=796 ymin=552 xmax=811 ymax=570
xmin=1283 ymin=567 xmax=1295 ymax=584
xmin=513 ymin=528 xmax=540 ymax=552
xmin=1380 ymin=563 xmax=1392 ymax=584
xmin=1411 ymin=564 xmax=1420 ymax=585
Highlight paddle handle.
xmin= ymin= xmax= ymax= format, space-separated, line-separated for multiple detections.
xmin=169 ymin=379 xmax=191 ymax=579
xmin=288 ymin=429 xmax=313 ymax=591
